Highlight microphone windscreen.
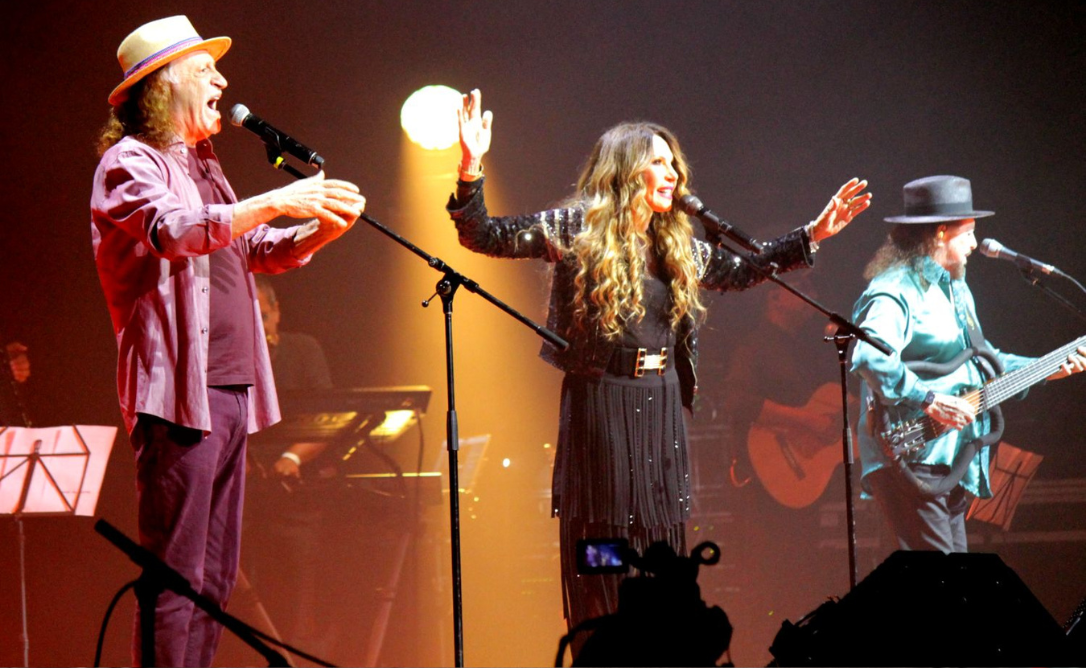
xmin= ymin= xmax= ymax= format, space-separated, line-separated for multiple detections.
xmin=677 ymin=194 xmax=703 ymax=216
xmin=978 ymin=238 xmax=1002 ymax=257
xmin=230 ymin=104 xmax=251 ymax=127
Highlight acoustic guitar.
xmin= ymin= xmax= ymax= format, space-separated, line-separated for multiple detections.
xmin=746 ymin=382 xmax=854 ymax=509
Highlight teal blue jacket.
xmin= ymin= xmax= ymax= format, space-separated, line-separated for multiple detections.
xmin=850 ymin=257 xmax=1033 ymax=497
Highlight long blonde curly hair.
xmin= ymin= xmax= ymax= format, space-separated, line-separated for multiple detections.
xmin=565 ymin=122 xmax=706 ymax=340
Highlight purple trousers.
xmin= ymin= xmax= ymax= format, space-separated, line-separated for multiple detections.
xmin=131 ymin=387 xmax=249 ymax=667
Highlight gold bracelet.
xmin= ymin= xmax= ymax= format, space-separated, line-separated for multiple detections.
xmin=459 ymin=161 xmax=484 ymax=181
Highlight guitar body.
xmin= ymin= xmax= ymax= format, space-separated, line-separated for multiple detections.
xmin=872 ymin=347 xmax=989 ymax=462
xmin=747 ymin=383 xmax=854 ymax=509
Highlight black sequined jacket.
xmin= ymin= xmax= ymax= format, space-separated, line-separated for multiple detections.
xmin=446 ymin=178 xmax=815 ymax=410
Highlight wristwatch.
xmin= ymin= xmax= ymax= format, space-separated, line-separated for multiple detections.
xmin=921 ymin=390 xmax=936 ymax=410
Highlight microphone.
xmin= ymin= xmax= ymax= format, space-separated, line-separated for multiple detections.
xmin=230 ymin=104 xmax=324 ymax=168
xmin=978 ymin=238 xmax=1065 ymax=277
xmin=677 ymin=195 xmax=763 ymax=254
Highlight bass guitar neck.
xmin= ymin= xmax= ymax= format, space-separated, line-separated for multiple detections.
xmin=878 ymin=334 xmax=1086 ymax=461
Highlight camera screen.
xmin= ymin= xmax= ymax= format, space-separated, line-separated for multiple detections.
xmin=576 ymin=538 xmax=629 ymax=574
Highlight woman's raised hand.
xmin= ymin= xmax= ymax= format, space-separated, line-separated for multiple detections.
xmin=458 ymin=88 xmax=493 ymax=172
xmin=810 ymin=178 xmax=872 ymax=242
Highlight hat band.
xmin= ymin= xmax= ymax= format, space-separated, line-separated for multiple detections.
xmin=905 ymin=200 xmax=975 ymax=216
xmin=123 ymin=35 xmax=204 ymax=78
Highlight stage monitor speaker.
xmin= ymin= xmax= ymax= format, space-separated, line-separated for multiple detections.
xmin=1066 ymin=595 xmax=1086 ymax=664
xmin=769 ymin=550 xmax=1071 ymax=666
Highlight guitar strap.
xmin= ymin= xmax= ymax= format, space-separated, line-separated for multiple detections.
xmin=890 ymin=281 xmax=1006 ymax=498
xmin=956 ymin=282 xmax=1005 ymax=394
xmin=956 ymin=283 xmax=988 ymax=356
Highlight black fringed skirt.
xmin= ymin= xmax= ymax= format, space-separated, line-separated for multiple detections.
xmin=552 ymin=366 xmax=691 ymax=527
xmin=552 ymin=366 xmax=691 ymax=629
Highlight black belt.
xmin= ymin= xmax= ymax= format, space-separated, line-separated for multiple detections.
xmin=606 ymin=346 xmax=671 ymax=378
xmin=908 ymin=463 xmax=951 ymax=476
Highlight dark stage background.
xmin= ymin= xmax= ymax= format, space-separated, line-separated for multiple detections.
xmin=2 ymin=2 xmax=1084 ymax=666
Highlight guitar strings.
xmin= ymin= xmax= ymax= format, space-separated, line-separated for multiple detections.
xmin=984 ymin=337 xmax=1085 ymax=406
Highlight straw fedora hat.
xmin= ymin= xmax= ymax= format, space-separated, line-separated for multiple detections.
xmin=108 ymin=15 xmax=230 ymax=106
xmin=884 ymin=175 xmax=994 ymax=224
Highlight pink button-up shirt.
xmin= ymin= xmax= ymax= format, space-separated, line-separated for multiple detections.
xmin=91 ymin=135 xmax=309 ymax=435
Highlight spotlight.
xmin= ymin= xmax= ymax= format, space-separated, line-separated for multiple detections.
xmin=401 ymin=85 xmax=462 ymax=150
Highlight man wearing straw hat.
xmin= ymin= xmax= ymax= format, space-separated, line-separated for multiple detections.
xmin=850 ymin=175 xmax=1085 ymax=554
xmin=90 ymin=15 xmax=365 ymax=666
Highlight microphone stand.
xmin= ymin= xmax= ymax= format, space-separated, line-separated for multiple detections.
xmin=94 ymin=519 xmax=295 ymax=667
xmin=702 ymin=223 xmax=891 ymax=590
xmin=2 ymin=333 xmax=34 ymax=668
xmin=1016 ymin=267 xmax=1086 ymax=324
xmin=262 ymin=147 xmax=567 ymax=667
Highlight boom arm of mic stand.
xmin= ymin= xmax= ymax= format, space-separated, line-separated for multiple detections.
xmin=256 ymin=156 xmax=569 ymax=350
xmin=256 ymin=152 xmax=569 ymax=349
xmin=711 ymin=239 xmax=892 ymax=356
xmin=762 ymin=275 xmax=890 ymax=356
xmin=360 ymin=214 xmax=569 ymax=350
xmin=1017 ymin=267 xmax=1086 ymax=324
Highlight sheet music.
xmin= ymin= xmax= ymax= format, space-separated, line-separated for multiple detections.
xmin=0 ymin=425 xmax=117 ymax=516
xmin=967 ymin=441 xmax=1044 ymax=530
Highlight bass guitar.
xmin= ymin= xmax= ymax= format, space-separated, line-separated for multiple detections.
xmin=876 ymin=335 xmax=1086 ymax=461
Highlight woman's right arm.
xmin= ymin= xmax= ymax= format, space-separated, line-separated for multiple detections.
xmin=446 ymin=178 xmax=570 ymax=260
xmin=446 ymin=89 xmax=569 ymax=260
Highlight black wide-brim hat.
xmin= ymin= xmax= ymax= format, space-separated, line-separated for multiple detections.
xmin=884 ymin=175 xmax=994 ymax=223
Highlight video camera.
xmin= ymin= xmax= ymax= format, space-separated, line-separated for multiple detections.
xmin=556 ymin=540 xmax=733 ymax=667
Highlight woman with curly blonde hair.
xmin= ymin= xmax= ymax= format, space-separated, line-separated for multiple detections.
xmin=447 ymin=89 xmax=871 ymax=634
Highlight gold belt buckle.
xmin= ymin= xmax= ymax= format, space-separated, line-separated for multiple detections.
xmin=634 ymin=347 xmax=668 ymax=377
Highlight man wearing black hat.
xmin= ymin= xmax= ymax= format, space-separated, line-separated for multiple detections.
xmin=850 ymin=175 xmax=1085 ymax=553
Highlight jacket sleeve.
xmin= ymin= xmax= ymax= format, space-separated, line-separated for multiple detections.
xmin=91 ymin=145 xmax=234 ymax=261
xmin=990 ymin=345 xmax=1034 ymax=376
xmin=694 ymin=227 xmax=814 ymax=292
xmin=244 ymin=224 xmax=311 ymax=274
xmin=850 ymin=290 xmax=933 ymax=408
xmin=446 ymin=178 xmax=571 ymax=261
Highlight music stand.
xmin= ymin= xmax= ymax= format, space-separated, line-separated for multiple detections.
xmin=0 ymin=425 xmax=116 ymax=667
xmin=967 ymin=441 xmax=1044 ymax=531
